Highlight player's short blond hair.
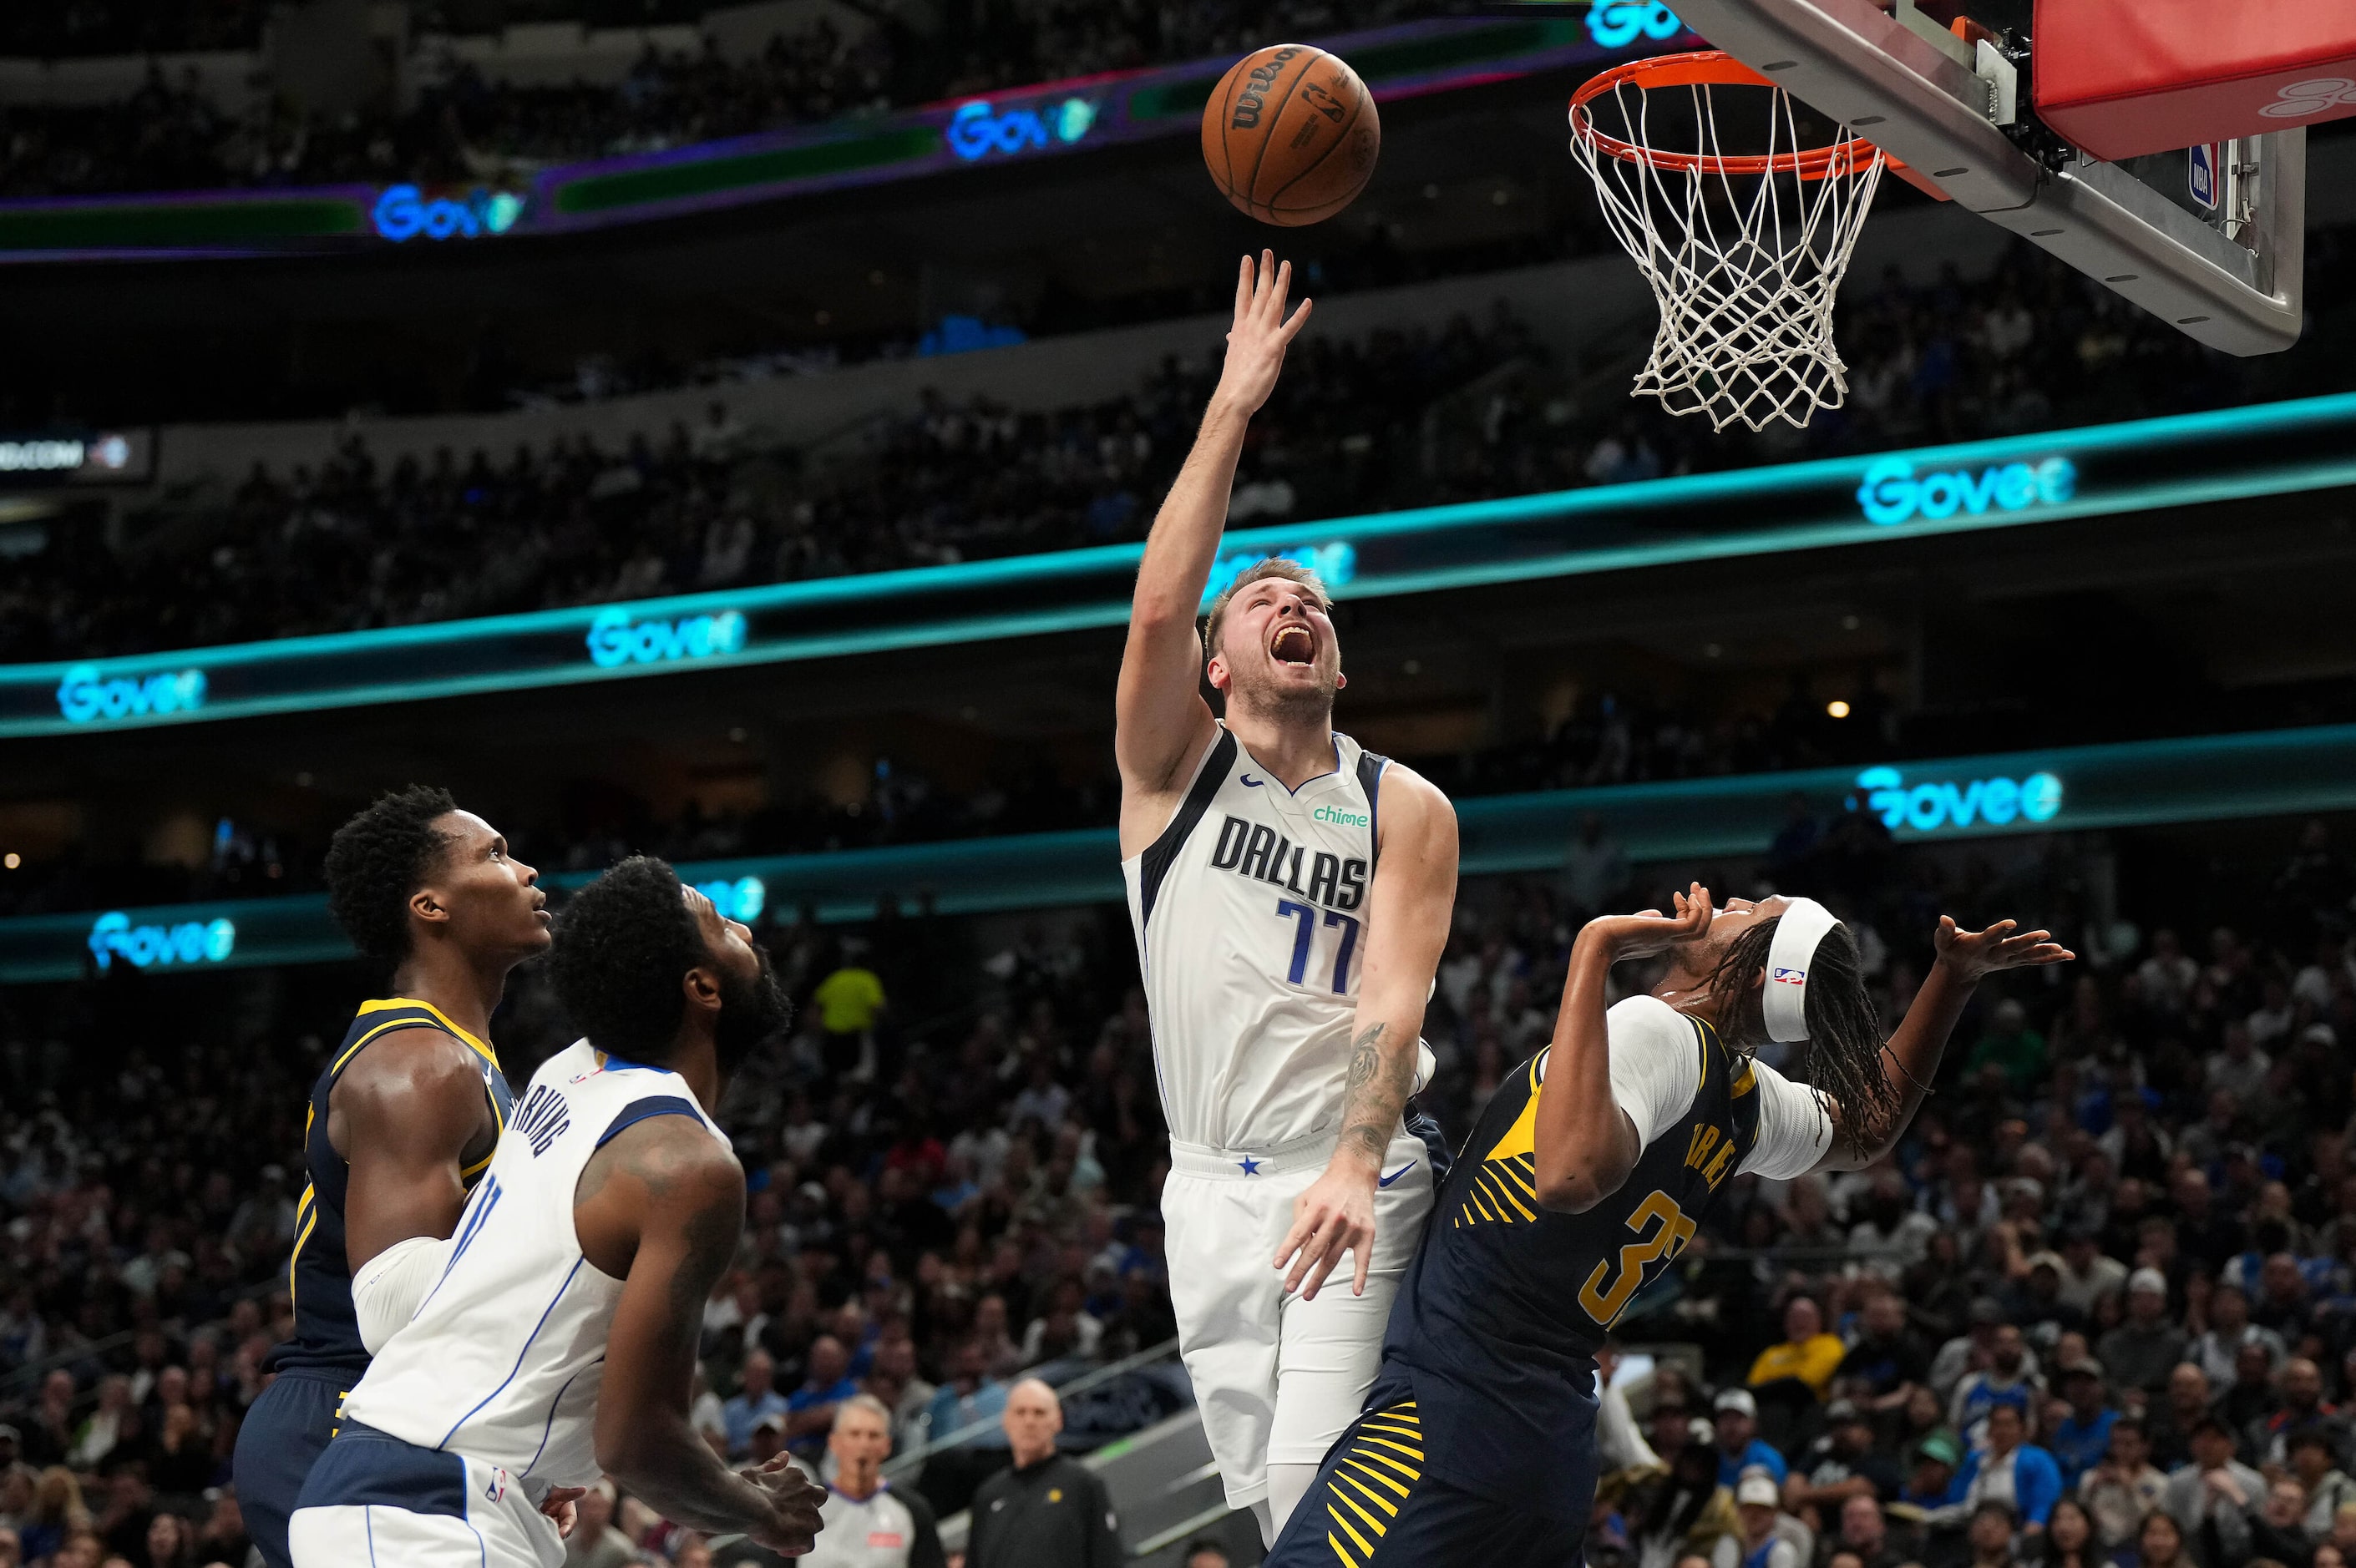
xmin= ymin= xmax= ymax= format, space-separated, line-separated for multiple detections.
xmin=1201 ymin=558 xmax=1331 ymax=665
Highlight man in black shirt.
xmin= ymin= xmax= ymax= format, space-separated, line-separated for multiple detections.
xmin=968 ymin=1379 xmax=1123 ymax=1568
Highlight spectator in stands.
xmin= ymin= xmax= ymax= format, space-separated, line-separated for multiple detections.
xmin=1748 ymin=1297 xmax=1845 ymax=1402
xmin=2161 ymin=1415 xmax=2262 ymax=1550
xmin=1786 ymin=1402 xmax=1898 ymax=1526
xmin=2079 ymin=1415 xmax=2167 ymax=1553
xmin=2293 ymin=1426 xmax=2356 ymax=1535
xmin=785 ymin=1335 xmax=859 ymax=1459
xmin=2187 ymin=1282 xmax=2283 ymax=1387
xmin=1824 ymin=1493 xmax=1906 ymax=1568
xmin=2030 ymin=1496 xmax=2100 ymax=1568
xmin=2098 ymin=1270 xmax=2186 ymax=1395
xmin=1902 ymin=1434 xmax=1963 ymax=1513
xmin=2251 ymin=1356 xmax=2345 ymax=1469
xmin=1952 ymin=1403 xmax=2062 ymax=1531
xmin=1717 ymin=1472 xmax=1800 ymax=1568
xmin=1958 ymin=1500 xmax=2019 ymax=1568
xmin=2144 ymin=1364 xmax=2217 ymax=1472
xmin=1951 ymin=1324 xmax=2040 ymax=1449
xmin=1933 ymin=1298 xmax=2016 ymax=1405
xmin=2044 ymin=1361 xmax=2117 ymax=1491
xmin=1713 ymin=1390 xmax=1786 ymax=1490
xmin=812 ymin=946 xmax=888 ymax=1082
xmin=2246 ymin=1476 xmax=2318 ymax=1566
xmin=723 ymin=1348 xmax=790 ymax=1459
xmin=1965 ymin=999 xmax=2046 ymax=1091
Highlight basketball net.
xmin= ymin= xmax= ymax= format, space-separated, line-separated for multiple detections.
xmin=1572 ymin=53 xmax=1886 ymax=432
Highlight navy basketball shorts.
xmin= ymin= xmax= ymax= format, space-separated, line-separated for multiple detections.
xmin=1262 ymin=1395 xmax=1589 ymax=1568
xmin=233 ymin=1368 xmax=352 ymax=1568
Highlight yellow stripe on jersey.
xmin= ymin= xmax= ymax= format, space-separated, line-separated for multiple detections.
xmin=286 ymin=1206 xmax=319 ymax=1308
xmin=350 ymin=997 xmax=500 ymax=1070
xmin=1334 ymin=1467 xmax=1400 ymax=1519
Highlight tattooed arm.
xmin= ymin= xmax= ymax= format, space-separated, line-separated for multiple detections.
xmin=575 ymin=1115 xmax=825 ymax=1553
xmin=1274 ymin=766 xmax=1458 ymax=1300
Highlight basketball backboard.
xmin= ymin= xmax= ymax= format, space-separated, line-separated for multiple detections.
xmin=1660 ymin=0 xmax=2305 ymax=356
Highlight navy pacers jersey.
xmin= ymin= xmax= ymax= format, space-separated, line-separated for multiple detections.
xmin=1381 ymin=1014 xmax=1760 ymax=1512
xmin=269 ymin=999 xmax=512 ymax=1374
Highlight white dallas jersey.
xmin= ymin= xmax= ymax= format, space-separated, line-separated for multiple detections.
xmin=1123 ymin=726 xmax=1387 ymax=1150
xmin=344 ymin=1040 xmax=728 ymax=1490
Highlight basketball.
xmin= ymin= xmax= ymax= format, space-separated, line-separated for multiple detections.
xmin=1200 ymin=44 xmax=1381 ymax=226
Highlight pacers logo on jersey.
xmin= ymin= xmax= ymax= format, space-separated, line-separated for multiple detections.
xmin=1208 ymin=816 xmax=1367 ymax=911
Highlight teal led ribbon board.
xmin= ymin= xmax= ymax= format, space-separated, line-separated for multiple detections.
xmin=6 ymin=391 xmax=2356 ymax=739
xmin=8 ymin=721 xmax=2356 ymax=982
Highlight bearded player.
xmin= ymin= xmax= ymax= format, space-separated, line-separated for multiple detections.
xmin=1265 ymin=887 xmax=2072 ymax=1566
xmin=1117 ymin=251 xmax=1461 ymax=1544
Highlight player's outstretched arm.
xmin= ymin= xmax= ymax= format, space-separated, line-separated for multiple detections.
xmin=1533 ymin=885 xmax=1716 ymax=1213
xmin=1275 ymin=767 xmax=1457 ymax=1300
xmin=338 ymin=1029 xmax=498 ymax=1269
xmin=1807 ymin=916 xmax=2072 ymax=1173
xmin=1116 ymin=252 xmax=1311 ymax=820
xmin=580 ymin=1117 xmax=827 ymax=1554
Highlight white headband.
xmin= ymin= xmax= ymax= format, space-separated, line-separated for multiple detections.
xmin=1762 ymin=898 xmax=1842 ymax=1044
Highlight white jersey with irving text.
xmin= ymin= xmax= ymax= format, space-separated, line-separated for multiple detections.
xmin=342 ymin=1040 xmax=729 ymax=1493
xmin=1123 ymin=725 xmax=1393 ymax=1151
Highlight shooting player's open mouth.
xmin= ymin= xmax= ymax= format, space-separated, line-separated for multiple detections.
xmin=1271 ymin=625 xmax=1315 ymax=665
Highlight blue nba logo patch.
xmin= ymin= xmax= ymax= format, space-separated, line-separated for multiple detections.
xmin=2188 ymin=144 xmax=2221 ymax=211
xmin=484 ymin=1468 xmax=509 ymax=1504
xmin=1771 ymin=965 xmax=1806 ymax=985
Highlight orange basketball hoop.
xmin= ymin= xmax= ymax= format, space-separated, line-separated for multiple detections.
xmin=1570 ymin=50 xmax=1888 ymax=431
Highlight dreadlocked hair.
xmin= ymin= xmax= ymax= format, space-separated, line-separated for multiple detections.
xmin=1703 ymin=913 xmax=1898 ymax=1161
xmin=323 ymin=784 xmax=459 ymax=962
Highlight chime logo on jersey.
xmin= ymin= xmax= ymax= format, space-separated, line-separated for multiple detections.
xmin=1206 ymin=814 xmax=1366 ymax=911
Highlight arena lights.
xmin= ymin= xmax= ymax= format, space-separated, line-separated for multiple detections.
xmin=585 ymin=605 xmax=748 ymax=669
xmin=371 ymin=185 xmax=525 ymax=242
xmin=55 ymin=665 xmax=206 ymax=724
xmin=695 ymin=877 xmax=767 ymax=923
xmin=1201 ymin=542 xmax=1360 ymax=605
xmin=1851 ymin=766 xmax=2064 ymax=833
xmin=1586 ymin=2 xmax=1685 ymax=48
xmin=945 ymin=97 xmax=1101 ymax=160
xmin=12 ymin=721 xmax=2356 ymax=982
xmin=1856 ymin=454 xmax=2078 ymax=526
xmin=87 ymin=910 xmax=236 ymax=973
xmin=8 ymin=392 xmax=2356 ymax=738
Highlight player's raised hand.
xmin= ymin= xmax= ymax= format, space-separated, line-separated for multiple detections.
xmin=1578 ymin=883 xmax=1715 ymax=961
xmin=1213 ymin=250 xmax=1313 ymax=417
xmin=1932 ymin=915 xmax=2074 ymax=983
xmin=1277 ymin=1162 xmax=1376 ymax=1301
xmin=740 ymin=1454 xmax=827 ymax=1555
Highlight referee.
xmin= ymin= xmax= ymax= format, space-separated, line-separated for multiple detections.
xmin=967 ymin=1379 xmax=1123 ymax=1568
xmin=793 ymin=1395 xmax=945 ymax=1568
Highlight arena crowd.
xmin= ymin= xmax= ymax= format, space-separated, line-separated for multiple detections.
xmin=14 ymin=227 xmax=2354 ymax=672
xmin=0 ymin=0 xmax=1454 ymax=196
xmin=1 ymin=810 xmax=2354 ymax=1568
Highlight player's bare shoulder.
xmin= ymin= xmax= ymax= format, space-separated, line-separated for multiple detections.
xmin=1368 ymin=760 xmax=1458 ymax=865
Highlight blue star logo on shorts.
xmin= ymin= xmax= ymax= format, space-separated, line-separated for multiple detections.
xmin=1239 ymin=1156 xmax=1262 ymax=1175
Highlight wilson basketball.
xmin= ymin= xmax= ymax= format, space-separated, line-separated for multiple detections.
xmin=1201 ymin=44 xmax=1381 ymax=226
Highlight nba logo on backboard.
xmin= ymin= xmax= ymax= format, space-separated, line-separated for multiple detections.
xmin=2187 ymin=144 xmax=2222 ymax=211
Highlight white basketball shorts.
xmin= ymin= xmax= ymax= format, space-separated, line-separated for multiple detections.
xmin=1163 ymin=1117 xmax=1444 ymax=1510
xmin=288 ymin=1423 xmax=563 ymax=1568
